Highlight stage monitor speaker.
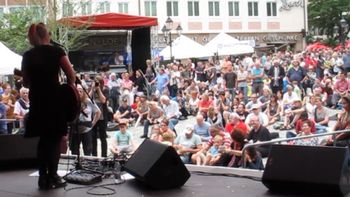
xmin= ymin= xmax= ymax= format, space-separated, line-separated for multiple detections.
xmin=262 ymin=144 xmax=350 ymax=196
xmin=124 ymin=139 xmax=190 ymax=189
xmin=0 ymin=134 xmax=38 ymax=169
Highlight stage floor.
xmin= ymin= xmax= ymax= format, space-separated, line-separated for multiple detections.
xmin=0 ymin=165 xmax=332 ymax=197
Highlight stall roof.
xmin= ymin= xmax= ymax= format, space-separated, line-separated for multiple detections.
xmin=58 ymin=12 xmax=158 ymax=30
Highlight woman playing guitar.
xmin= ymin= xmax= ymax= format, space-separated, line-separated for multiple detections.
xmin=21 ymin=23 xmax=76 ymax=190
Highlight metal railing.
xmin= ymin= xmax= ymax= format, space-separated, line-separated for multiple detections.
xmin=241 ymin=128 xmax=350 ymax=168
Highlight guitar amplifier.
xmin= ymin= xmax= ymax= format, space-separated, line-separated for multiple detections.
xmin=64 ymin=170 xmax=103 ymax=185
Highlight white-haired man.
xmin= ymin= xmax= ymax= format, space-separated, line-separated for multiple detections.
xmin=160 ymin=95 xmax=181 ymax=133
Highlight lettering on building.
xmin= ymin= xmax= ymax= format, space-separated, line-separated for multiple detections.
xmin=279 ymin=0 xmax=304 ymax=11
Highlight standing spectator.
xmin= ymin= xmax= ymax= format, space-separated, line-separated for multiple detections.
xmin=145 ymin=59 xmax=155 ymax=82
xmin=246 ymin=115 xmax=272 ymax=158
xmin=343 ymin=49 xmax=350 ymax=74
xmin=160 ymin=95 xmax=181 ymax=132
xmin=134 ymin=70 xmax=146 ymax=96
xmin=195 ymin=61 xmax=206 ymax=82
xmin=237 ymin=65 xmax=249 ymax=102
xmin=2 ymin=83 xmax=15 ymax=134
xmin=268 ymin=59 xmax=285 ymax=94
xmin=150 ymin=68 xmax=169 ymax=95
xmin=173 ymin=127 xmax=202 ymax=164
xmin=223 ymin=65 xmax=237 ymax=102
xmin=70 ymin=84 xmax=101 ymax=156
xmin=107 ymin=72 xmax=121 ymax=112
xmin=287 ymin=59 xmax=306 ymax=88
xmin=0 ymin=95 xmax=7 ymax=134
xmin=169 ymin=64 xmax=180 ymax=98
xmin=13 ymin=87 xmax=30 ymax=130
xmin=250 ymin=62 xmax=264 ymax=96
xmin=90 ymin=75 xmax=109 ymax=157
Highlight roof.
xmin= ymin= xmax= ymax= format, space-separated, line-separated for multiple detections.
xmin=58 ymin=12 xmax=158 ymax=30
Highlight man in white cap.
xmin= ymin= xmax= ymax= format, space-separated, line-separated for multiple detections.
xmin=173 ymin=126 xmax=202 ymax=164
xmin=245 ymin=103 xmax=268 ymax=130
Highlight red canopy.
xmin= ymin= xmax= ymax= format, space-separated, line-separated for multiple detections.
xmin=305 ymin=42 xmax=330 ymax=52
xmin=58 ymin=12 xmax=158 ymax=30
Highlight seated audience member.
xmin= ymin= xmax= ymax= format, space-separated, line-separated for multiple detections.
xmin=113 ymin=97 xmax=134 ymax=125
xmin=207 ymin=107 xmax=223 ymax=128
xmin=265 ymin=94 xmax=281 ymax=125
xmin=198 ymin=93 xmax=214 ymax=117
xmin=216 ymin=129 xmax=246 ymax=167
xmin=281 ymin=98 xmax=304 ymax=130
xmin=141 ymin=101 xmax=164 ymax=138
xmin=187 ymin=91 xmax=199 ymax=115
xmin=110 ymin=123 xmax=136 ymax=155
xmin=244 ymin=146 xmax=264 ymax=170
xmin=133 ymin=94 xmax=149 ymax=125
xmin=245 ymin=93 xmax=262 ymax=112
xmin=174 ymin=93 xmax=189 ymax=120
xmin=313 ymin=96 xmax=329 ymax=133
xmin=215 ymin=90 xmax=231 ymax=113
xmin=193 ymin=114 xmax=211 ymax=142
xmin=192 ymin=125 xmax=232 ymax=166
xmin=173 ymin=127 xmax=202 ymax=164
xmin=246 ymin=115 xmax=271 ymax=158
xmin=289 ymin=120 xmax=319 ymax=146
xmin=286 ymin=111 xmax=316 ymax=138
xmin=225 ymin=113 xmax=248 ymax=136
xmin=235 ymin=103 xmax=249 ymax=121
xmin=151 ymin=119 xmax=176 ymax=143
xmin=245 ymin=104 xmax=269 ymax=130
xmin=161 ymin=131 xmax=175 ymax=146
xmin=196 ymin=135 xmax=224 ymax=166
xmin=160 ymin=95 xmax=181 ymax=132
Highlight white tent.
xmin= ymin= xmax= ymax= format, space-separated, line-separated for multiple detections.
xmin=205 ymin=32 xmax=254 ymax=56
xmin=0 ymin=42 xmax=22 ymax=75
xmin=159 ymin=35 xmax=211 ymax=60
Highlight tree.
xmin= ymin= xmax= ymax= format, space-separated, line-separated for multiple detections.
xmin=308 ymin=0 xmax=350 ymax=39
xmin=0 ymin=1 xmax=91 ymax=55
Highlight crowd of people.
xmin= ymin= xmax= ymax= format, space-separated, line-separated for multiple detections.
xmin=3 ymin=46 xmax=350 ymax=172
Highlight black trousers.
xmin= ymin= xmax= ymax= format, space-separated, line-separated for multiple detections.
xmin=92 ymin=120 xmax=107 ymax=157
xmin=70 ymin=131 xmax=92 ymax=156
xmin=37 ymin=135 xmax=62 ymax=177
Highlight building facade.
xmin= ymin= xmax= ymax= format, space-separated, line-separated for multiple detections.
xmin=1 ymin=0 xmax=308 ymax=53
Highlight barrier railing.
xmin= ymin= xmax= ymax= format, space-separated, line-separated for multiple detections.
xmin=241 ymin=128 xmax=350 ymax=168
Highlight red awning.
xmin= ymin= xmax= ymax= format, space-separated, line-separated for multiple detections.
xmin=58 ymin=12 xmax=158 ymax=30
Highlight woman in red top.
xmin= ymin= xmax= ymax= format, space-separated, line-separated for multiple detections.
xmin=198 ymin=93 xmax=213 ymax=117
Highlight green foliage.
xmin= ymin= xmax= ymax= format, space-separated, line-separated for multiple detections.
xmin=0 ymin=8 xmax=43 ymax=54
xmin=308 ymin=0 xmax=350 ymax=38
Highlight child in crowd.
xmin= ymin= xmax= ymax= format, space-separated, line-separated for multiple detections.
xmin=196 ymin=135 xmax=224 ymax=166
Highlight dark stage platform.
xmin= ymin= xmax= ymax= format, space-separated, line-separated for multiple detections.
xmin=1 ymin=164 xmax=343 ymax=197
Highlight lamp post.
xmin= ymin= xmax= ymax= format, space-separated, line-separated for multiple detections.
xmin=334 ymin=17 xmax=349 ymax=49
xmin=161 ymin=16 xmax=182 ymax=61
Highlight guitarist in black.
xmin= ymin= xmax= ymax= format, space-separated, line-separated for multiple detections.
xmin=21 ymin=23 xmax=76 ymax=190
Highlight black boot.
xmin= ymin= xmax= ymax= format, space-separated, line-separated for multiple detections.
xmin=38 ymin=175 xmax=49 ymax=190
xmin=48 ymin=174 xmax=66 ymax=189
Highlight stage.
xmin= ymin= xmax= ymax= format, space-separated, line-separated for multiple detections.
xmin=0 ymin=164 xmax=336 ymax=197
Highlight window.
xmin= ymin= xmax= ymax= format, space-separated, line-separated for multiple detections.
xmin=62 ymin=1 xmax=74 ymax=16
xmin=228 ymin=1 xmax=239 ymax=16
xmin=266 ymin=2 xmax=277 ymax=16
xmin=145 ymin=1 xmax=157 ymax=16
xmin=118 ymin=2 xmax=128 ymax=14
xmin=166 ymin=1 xmax=178 ymax=16
xmin=0 ymin=7 xmax=4 ymax=18
xmin=188 ymin=1 xmax=199 ymax=16
xmin=208 ymin=1 xmax=220 ymax=16
xmin=99 ymin=1 xmax=110 ymax=13
xmin=248 ymin=2 xmax=258 ymax=16
xmin=9 ymin=6 xmax=25 ymax=13
xmin=81 ymin=1 xmax=92 ymax=15
xmin=31 ymin=6 xmax=45 ymax=20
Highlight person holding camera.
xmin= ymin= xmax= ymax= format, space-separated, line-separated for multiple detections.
xmin=70 ymin=84 xmax=101 ymax=156
xmin=89 ymin=75 xmax=109 ymax=157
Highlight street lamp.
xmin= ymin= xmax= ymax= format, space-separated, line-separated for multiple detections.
xmin=161 ymin=16 xmax=182 ymax=61
xmin=334 ymin=17 xmax=349 ymax=49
